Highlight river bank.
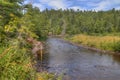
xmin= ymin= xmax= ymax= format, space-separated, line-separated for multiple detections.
xmin=65 ymin=34 xmax=120 ymax=55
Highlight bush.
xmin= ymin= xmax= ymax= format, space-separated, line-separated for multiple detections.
xmin=112 ymin=41 xmax=120 ymax=52
xmin=0 ymin=40 xmax=36 ymax=80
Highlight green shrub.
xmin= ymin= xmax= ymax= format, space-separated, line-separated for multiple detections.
xmin=112 ymin=41 xmax=120 ymax=52
xmin=0 ymin=43 xmax=36 ymax=80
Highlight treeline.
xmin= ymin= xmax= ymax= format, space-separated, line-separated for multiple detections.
xmin=1 ymin=3 xmax=120 ymax=41
xmin=24 ymin=5 xmax=120 ymax=36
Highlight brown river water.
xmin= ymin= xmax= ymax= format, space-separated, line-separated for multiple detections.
xmin=43 ymin=38 xmax=120 ymax=80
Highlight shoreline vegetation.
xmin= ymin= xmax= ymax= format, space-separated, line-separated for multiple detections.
xmin=66 ymin=34 xmax=120 ymax=55
xmin=1 ymin=0 xmax=120 ymax=79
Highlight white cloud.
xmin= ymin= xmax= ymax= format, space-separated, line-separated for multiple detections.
xmin=116 ymin=6 xmax=120 ymax=10
xmin=93 ymin=0 xmax=120 ymax=11
xmin=33 ymin=3 xmax=45 ymax=11
xmin=76 ymin=0 xmax=87 ymax=1
xmin=37 ymin=0 xmax=67 ymax=9
xmin=24 ymin=0 xmax=29 ymax=4
xmin=69 ymin=6 xmax=85 ymax=11
xmin=48 ymin=0 xmax=66 ymax=9
xmin=35 ymin=0 xmax=85 ymax=11
xmin=25 ymin=0 xmax=120 ymax=11
xmin=112 ymin=0 xmax=120 ymax=4
xmin=93 ymin=0 xmax=110 ymax=11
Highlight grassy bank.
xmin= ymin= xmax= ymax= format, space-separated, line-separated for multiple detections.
xmin=0 ymin=38 xmax=62 ymax=80
xmin=67 ymin=34 xmax=120 ymax=52
xmin=0 ymin=41 xmax=36 ymax=80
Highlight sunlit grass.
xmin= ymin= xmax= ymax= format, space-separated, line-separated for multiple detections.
xmin=37 ymin=72 xmax=63 ymax=80
xmin=69 ymin=34 xmax=120 ymax=52
xmin=0 ymin=42 xmax=36 ymax=80
xmin=0 ymin=40 xmax=62 ymax=80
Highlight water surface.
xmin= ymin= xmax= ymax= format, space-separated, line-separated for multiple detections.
xmin=46 ymin=38 xmax=120 ymax=80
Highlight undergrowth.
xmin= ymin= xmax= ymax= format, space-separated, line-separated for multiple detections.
xmin=0 ymin=38 xmax=36 ymax=80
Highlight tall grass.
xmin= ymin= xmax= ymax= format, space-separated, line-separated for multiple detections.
xmin=69 ymin=34 xmax=120 ymax=52
xmin=0 ymin=39 xmax=62 ymax=80
xmin=0 ymin=39 xmax=37 ymax=80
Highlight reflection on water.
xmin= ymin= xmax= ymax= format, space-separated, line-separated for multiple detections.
xmin=112 ymin=54 xmax=120 ymax=64
xmin=46 ymin=38 xmax=120 ymax=80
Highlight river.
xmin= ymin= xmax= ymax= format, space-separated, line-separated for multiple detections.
xmin=45 ymin=38 xmax=120 ymax=80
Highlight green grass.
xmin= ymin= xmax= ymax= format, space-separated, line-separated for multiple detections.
xmin=37 ymin=72 xmax=63 ymax=80
xmin=0 ymin=40 xmax=37 ymax=80
xmin=0 ymin=39 xmax=62 ymax=80
xmin=67 ymin=34 xmax=120 ymax=52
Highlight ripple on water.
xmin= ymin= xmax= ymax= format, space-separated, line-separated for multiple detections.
xmin=46 ymin=38 xmax=120 ymax=80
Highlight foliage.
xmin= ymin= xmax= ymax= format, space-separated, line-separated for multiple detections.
xmin=112 ymin=41 xmax=120 ymax=52
xmin=0 ymin=45 xmax=36 ymax=80
xmin=0 ymin=14 xmax=38 ymax=79
xmin=0 ymin=0 xmax=23 ymax=26
xmin=26 ymin=8 xmax=120 ymax=36
xmin=0 ymin=2 xmax=38 ymax=79
xmin=21 ymin=5 xmax=120 ymax=37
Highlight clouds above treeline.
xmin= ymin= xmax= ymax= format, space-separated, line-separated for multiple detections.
xmin=24 ymin=0 xmax=120 ymax=11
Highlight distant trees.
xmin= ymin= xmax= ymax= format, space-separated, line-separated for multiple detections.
xmin=37 ymin=8 xmax=120 ymax=35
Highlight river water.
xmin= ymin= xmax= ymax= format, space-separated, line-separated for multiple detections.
xmin=45 ymin=38 xmax=120 ymax=80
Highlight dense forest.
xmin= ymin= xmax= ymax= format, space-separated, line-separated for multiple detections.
xmin=22 ymin=6 xmax=120 ymax=36
xmin=0 ymin=0 xmax=120 ymax=79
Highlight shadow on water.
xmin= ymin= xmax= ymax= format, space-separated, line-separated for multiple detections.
xmin=44 ymin=38 xmax=120 ymax=80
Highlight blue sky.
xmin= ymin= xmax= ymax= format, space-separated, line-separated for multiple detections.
xmin=24 ymin=0 xmax=120 ymax=11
